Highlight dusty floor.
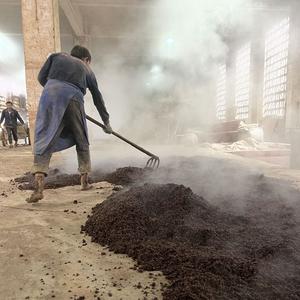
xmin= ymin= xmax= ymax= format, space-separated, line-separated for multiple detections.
xmin=1 ymin=144 xmax=300 ymax=300
xmin=0 ymin=147 xmax=165 ymax=300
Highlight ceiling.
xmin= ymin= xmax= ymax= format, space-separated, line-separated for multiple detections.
xmin=0 ymin=0 xmax=295 ymax=97
xmin=0 ymin=0 xmax=158 ymax=35
xmin=0 ymin=0 xmax=294 ymax=60
xmin=0 ymin=0 xmax=294 ymax=36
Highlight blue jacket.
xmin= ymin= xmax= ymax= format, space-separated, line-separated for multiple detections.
xmin=0 ymin=108 xmax=24 ymax=127
xmin=38 ymin=53 xmax=110 ymax=125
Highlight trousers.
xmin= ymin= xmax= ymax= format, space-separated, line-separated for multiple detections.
xmin=6 ymin=126 xmax=18 ymax=144
xmin=32 ymin=99 xmax=91 ymax=175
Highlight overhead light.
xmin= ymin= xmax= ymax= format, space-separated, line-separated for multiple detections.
xmin=166 ymin=37 xmax=175 ymax=45
xmin=150 ymin=65 xmax=162 ymax=74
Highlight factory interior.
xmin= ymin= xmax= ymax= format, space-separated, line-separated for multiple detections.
xmin=0 ymin=0 xmax=300 ymax=299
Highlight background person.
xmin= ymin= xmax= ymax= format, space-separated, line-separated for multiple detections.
xmin=0 ymin=100 xmax=25 ymax=148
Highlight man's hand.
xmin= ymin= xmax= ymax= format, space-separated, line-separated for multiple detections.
xmin=103 ymin=123 xmax=113 ymax=134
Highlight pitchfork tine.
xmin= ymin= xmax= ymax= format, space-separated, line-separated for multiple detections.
xmin=146 ymin=157 xmax=153 ymax=168
xmin=146 ymin=156 xmax=160 ymax=169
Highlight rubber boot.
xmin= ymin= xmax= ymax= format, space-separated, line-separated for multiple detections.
xmin=26 ymin=173 xmax=45 ymax=203
xmin=80 ymin=173 xmax=92 ymax=191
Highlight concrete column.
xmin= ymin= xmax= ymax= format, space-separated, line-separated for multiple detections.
xmin=286 ymin=3 xmax=300 ymax=168
xmin=21 ymin=0 xmax=61 ymax=144
xmin=286 ymin=5 xmax=300 ymax=130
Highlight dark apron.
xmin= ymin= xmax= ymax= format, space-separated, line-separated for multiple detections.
xmin=34 ymin=79 xmax=88 ymax=155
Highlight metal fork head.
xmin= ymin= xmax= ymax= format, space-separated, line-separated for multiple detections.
xmin=146 ymin=156 xmax=160 ymax=169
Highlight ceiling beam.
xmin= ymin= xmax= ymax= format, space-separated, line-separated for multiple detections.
xmin=70 ymin=0 xmax=154 ymax=9
xmin=59 ymin=0 xmax=84 ymax=37
xmin=71 ymin=0 xmax=289 ymax=11
xmin=87 ymin=34 xmax=159 ymax=40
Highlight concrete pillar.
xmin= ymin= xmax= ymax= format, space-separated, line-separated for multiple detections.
xmin=286 ymin=3 xmax=300 ymax=168
xmin=21 ymin=0 xmax=61 ymax=143
xmin=286 ymin=5 xmax=300 ymax=130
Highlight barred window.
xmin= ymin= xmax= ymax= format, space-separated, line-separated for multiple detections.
xmin=216 ymin=64 xmax=227 ymax=121
xmin=235 ymin=43 xmax=251 ymax=120
xmin=263 ymin=18 xmax=289 ymax=118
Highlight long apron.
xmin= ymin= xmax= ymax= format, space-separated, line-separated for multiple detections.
xmin=34 ymin=79 xmax=88 ymax=155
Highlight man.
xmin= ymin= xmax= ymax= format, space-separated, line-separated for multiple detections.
xmin=0 ymin=100 xmax=25 ymax=148
xmin=27 ymin=45 xmax=112 ymax=203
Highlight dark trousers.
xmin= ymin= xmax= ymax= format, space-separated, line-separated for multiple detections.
xmin=32 ymin=100 xmax=91 ymax=175
xmin=6 ymin=126 xmax=18 ymax=144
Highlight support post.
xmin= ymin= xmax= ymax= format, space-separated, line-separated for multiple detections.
xmin=21 ymin=0 xmax=61 ymax=146
xmin=286 ymin=4 xmax=300 ymax=168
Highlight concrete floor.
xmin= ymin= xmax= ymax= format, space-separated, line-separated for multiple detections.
xmin=1 ymin=144 xmax=300 ymax=300
xmin=0 ymin=146 xmax=165 ymax=300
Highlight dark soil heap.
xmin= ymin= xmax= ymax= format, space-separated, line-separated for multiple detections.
xmin=15 ymin=167 xmax=149 ymax=190
xmin=103 ymin=166 xmax=150 ymax=185
xmin=83 ymin=183 xmax=300 ymax=300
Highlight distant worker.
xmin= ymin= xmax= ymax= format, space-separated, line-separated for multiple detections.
xmin=0 ymin=100 xmax=25 ymax=148
xmin=27 ymin=45 xmax=112 ymax=203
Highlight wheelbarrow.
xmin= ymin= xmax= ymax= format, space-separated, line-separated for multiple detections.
xmin=86 ymin=115 xmax=160 ymax=169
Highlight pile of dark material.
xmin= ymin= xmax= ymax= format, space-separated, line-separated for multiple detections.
xmin=14 ymin=156 xmax=300 ymax=299
xmin=15 ymin=169 xmax=83 ymax=189
xmin=14 ymin=167 xmax=149 ymax=190
xmin=103 ymin=166 xmax=150 ymax=185
xmin=83 ymin=182 xmax=300 ymax=300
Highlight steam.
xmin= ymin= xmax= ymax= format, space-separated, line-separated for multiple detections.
xmin=86 ymin=0 xmax=253 ymax=143
xmin=0 ymin=0 xmax=254 ymax=143
xmin=149 ymin=0 xmax=250 ymax=67
xmin=60 ymin=0 xmax=255 ymax=174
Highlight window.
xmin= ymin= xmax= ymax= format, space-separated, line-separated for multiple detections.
xmin=263 ymin=17 xmax=289 ymax=118
xmin=235 ymin=43 xmax=251 ymax=120
xmin=216 ymin=64 xmax=227 ymax=121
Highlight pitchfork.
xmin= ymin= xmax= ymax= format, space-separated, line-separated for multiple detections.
xmin=86 ymin=115 xmax=160 ymax=169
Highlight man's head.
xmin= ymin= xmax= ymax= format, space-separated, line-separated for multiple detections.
xmin=70 ymin=45 xmax=91 ymax=64
xmin=6 ymin=100 xmax=12 ymax=110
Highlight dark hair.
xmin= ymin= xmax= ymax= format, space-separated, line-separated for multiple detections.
xmin=70 ymin=45 xmax=91 ymax=62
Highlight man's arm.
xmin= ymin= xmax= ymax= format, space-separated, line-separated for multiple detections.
xmin=38 ymin=53 xmax=56 ymax=86
xmin=86 ymin=69 xmax=110 ymax=125
xmin=16 ymin=111 xmax=25 ymax=125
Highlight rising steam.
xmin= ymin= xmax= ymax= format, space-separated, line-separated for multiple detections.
xmin=86 ymin=0 xmax=253 ymax=143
